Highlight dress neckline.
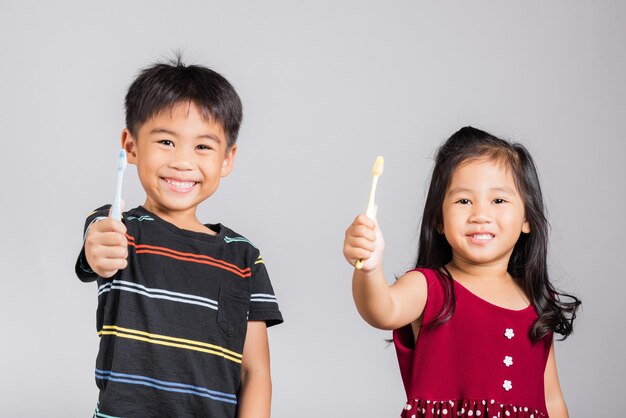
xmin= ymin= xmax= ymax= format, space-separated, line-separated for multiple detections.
xmin=451 ymin=278 xmax=534 ymax=313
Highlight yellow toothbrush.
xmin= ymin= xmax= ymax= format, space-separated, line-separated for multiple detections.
xmin=355 ymin=156 xmax=384 ymax=269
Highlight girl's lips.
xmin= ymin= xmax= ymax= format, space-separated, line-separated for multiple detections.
xmin=467 ymin=233 xmax=495 ymax=244
xmin=162 ymin=177 xmax=198 ymax=192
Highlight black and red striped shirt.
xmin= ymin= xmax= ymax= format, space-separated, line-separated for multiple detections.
xmin=76 ymin=205 xmax=283 ymax=417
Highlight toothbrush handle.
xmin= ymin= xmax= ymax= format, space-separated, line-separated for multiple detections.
xmin=355 ymin=175 xmax=379 ymax=269
xmin=111 ymin=172 xmax=123 ymax=221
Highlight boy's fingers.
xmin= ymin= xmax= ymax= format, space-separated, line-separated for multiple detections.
xmin=98 ymin=233 xmax=128 ymax=248
xmin=102 ymin=218 xmax=127 ymax=235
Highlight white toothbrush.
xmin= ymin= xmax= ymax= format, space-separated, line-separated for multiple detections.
xmin=111 ymin=149 xmax=127 ymax=221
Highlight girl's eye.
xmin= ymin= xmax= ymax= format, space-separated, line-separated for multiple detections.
xmin=456 ymin=199 xmax=471 ymax=205
xmin=494 ymin=198 xmax=506 ymax=204
xmin=158 ymin=140 xmax=174 ymax=147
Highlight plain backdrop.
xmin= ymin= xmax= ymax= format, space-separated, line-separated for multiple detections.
xmin=1 ymin=1 xmax=624 ymax=416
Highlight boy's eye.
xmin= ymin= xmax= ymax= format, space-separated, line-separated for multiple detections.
xmin=196 ymin=144 xmax=213 ymax=151
xmin=158 ymin=140 xmax=174 ymax=147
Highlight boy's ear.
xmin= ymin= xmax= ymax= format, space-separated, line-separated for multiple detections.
xmin=220 ymin=145 xmax=237 ymax=177
xmin=121 ymin=129 xmax=137 ymax=165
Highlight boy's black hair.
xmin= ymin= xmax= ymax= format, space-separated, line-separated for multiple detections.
xmin=125 ymin=54 xmax=243 ymax=148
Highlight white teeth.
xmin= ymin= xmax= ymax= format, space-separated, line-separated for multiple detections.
xmin=165 ymin=179 xmax=195 ymax=189
xmin=472 ymin=234 xmax=493 ymax=240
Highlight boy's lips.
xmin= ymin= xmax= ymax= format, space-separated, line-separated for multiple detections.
xmin=162 ymin=177 xmax=198 ymax=192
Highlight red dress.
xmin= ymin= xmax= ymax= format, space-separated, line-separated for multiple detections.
xmin=393 ymin=268 xmax=552 ymax=418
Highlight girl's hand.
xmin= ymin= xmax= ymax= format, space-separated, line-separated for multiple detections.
xmin=343 ymin=212 xmax=385 ymax=272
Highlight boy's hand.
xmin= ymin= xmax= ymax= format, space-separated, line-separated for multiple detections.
xmin=343 ymin=213 xmax=385 ymax=272
xmin=85 ymin=218 xmax=128 ymax=279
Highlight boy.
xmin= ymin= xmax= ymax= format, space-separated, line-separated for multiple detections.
xmin=76 ymin=57 xmax=283 ymax=417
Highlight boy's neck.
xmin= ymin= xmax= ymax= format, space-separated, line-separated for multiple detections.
xmin=142 ymin=202 xmax=216 ymax=235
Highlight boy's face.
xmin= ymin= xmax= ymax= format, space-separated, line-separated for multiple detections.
xmin=122 ymin=102 xmax=236 ymax=221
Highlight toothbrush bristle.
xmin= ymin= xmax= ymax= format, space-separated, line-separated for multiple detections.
xmin=371 ymin=156 xmax=384 ymax=176
xmin=118 ymin=149 xmax=127 ymax=171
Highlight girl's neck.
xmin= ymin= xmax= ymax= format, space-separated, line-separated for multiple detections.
xmin=446 ymin=257 xmax=510 ymax=283
xmin=446 ymin=257 xmax=530 ymax=309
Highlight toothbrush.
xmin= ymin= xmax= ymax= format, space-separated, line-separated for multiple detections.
xmin=111 ymin=149 xmax=127 ymax=221
xmin=355 ymin=156 xmax=384 ymax=270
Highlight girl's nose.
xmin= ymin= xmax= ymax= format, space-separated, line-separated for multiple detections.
xmin=468 ymin=202 xmax=492 ymax=223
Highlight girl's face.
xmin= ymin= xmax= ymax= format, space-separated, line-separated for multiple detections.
xmin=441 ymin=158 xmax=530 ymax=269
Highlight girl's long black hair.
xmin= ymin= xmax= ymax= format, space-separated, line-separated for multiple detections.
xmin=417 ymin=126 xmax=580 ymax=342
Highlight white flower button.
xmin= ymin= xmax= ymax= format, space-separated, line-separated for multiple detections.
xmin=503 ymin=380 xmax=512 ymax=391
xmin=503 ymin=356 xmax=513 ymax=367
xmin=504 ymin=328 xmax=515 ymax=339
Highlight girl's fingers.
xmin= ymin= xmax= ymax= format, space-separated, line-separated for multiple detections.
xmin=346 ymin=224 xmax=377 ymax=242
xmin=345 ymin=236 xmax=376 ymax=253
xmin=353 ymin=214 xmax=376 ymax=229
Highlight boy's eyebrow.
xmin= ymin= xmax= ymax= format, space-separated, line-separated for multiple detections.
xmin=149 ymin=128 xmax=223 ymax=143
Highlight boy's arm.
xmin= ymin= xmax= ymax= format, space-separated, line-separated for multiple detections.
xmin=238 ymin=321 xmax=271 ymax=418
xmin=544 ymin=342 xmax=569 ymax=418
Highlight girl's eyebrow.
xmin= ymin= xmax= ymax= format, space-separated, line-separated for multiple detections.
xmin=447 ymin=187 xmax=472 ymax=195
xmin=447 ymin=186 xmax=517 ymax=195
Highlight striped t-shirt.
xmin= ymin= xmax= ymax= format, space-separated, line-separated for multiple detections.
xmin=76 ymin=205 xmax=283 ymax=417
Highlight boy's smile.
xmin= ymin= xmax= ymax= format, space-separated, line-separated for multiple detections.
xmin=122 ymin=102 xmax=236 ymax=231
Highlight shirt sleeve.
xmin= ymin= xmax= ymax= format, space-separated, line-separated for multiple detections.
xmin=75 ymin=205 xmax=111 ymax=283
xmin=248 ymin=250 xmax=283 ymax=327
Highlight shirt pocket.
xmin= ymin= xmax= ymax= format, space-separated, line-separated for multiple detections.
xmin=217 ymin=284 xmax=250 ymax=337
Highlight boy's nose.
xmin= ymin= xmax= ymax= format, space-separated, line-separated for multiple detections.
xmin=168 ymin=160 xmax=194 ymax=171
xmin=168 ymin=148 xmax=194 ymax=170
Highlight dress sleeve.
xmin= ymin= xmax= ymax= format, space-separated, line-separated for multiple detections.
xmin=247 ymin=250 xmax=283 ymax=327
xmin=75 ymin=205 xmax=111 ymax=283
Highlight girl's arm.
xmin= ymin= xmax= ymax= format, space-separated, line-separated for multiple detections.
xmin=544 ymin=342 xmax=569 ymax=418
xmin=238 ymin=321 xmax=271 ymax=418
xmin=344 ymin=214 xmax=427 ymax=330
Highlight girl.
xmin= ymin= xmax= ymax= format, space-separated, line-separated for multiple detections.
xmin=343 ymin=127 xmax=580 ymax=418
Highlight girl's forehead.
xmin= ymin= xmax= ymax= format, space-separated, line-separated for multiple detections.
xmin=449 ymin=157 xmax=518 ymax=188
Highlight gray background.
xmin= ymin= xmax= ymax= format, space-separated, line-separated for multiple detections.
xmin=1 ymin=1 xmax=624 ymax=416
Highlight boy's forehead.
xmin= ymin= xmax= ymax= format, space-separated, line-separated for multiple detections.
xmin=138 ymin=101 xmax=227 ymax=140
